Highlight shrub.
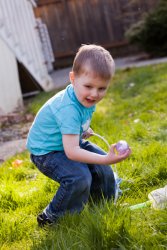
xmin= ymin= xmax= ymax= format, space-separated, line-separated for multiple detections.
xmin=126 ymin=0 xmax=167 ymax=56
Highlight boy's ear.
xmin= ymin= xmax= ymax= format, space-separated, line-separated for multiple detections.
xmin=69 ymin=71 xmax=75 ymax=85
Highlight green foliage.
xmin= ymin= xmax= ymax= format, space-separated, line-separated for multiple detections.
xmin=0 ymin=63 xmax=167 ymax=249
xmin=126 ymin=0 xmax=167 ymax=56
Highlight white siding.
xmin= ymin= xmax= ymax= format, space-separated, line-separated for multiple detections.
xmin=0 ymin=0 xmax=54 ymax=92
xmin=0 ymin=39 xmax=23 ymax=115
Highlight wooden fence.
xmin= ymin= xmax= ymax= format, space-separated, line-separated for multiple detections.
xmin=35 ymin=0 xmax=158 ymax=67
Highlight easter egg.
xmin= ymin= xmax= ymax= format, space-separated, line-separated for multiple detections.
xmin=116 ymin=140 xmax=129 ymax=154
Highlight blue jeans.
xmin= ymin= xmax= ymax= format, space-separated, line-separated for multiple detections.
xmin=30 ymin=140 xmax=116 ymax=222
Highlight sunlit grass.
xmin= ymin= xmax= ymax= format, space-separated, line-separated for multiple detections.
xmin=0 ymin=63 xmax=167 ymax=249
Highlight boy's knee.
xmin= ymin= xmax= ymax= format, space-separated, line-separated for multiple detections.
xmin=75 ymin=173 xmax=92 ymax=194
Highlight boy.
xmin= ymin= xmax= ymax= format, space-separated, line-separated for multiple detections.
xmin=27 ymin=44 xmax=131 ymax=226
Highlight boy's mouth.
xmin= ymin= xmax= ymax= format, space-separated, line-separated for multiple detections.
xmin=85 ymin=98 xmax=96 ymax=104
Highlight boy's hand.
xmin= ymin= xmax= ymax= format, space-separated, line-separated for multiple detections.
xmin=82 ymin=127 xmax=94 ymax=139
xmin=106 ymin=144 xmax=132 ymax=164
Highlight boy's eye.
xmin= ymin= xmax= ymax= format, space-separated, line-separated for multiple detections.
xmin=99 ymin=87 xmax=106 ymax=91
xmin=85 ymin=85 xmax=92 ymax=89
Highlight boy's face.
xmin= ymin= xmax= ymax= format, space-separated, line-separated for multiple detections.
xmin=70 ymin=68 xmax=110 ymax=108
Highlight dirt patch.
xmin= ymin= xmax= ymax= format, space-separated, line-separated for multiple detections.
xmin=0 ymin=111 xmax=34 ymax=163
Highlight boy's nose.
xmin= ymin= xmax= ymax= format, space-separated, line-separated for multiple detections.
xmin=91 ymin=89 xmax=99 ymax=98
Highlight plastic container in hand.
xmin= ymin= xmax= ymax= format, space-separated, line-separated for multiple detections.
xmin=115 ymin=140 xmax=129 ymax=154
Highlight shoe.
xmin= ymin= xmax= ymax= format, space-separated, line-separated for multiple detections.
xmin=37 ymin=213 xmax=53 ymax=227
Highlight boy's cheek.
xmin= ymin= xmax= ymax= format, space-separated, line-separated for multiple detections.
xmin=99 ymin=94 xmax=105 ymax=100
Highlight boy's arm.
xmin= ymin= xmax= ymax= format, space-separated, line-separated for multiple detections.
xmin=62 ymin=134 xmax=131 ymax=165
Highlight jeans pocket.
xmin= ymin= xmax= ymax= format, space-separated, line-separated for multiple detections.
xmin=38 ymin=153 xmax=61 ymax=182
xmin=31 ymin=153 xmax=51 ymax=175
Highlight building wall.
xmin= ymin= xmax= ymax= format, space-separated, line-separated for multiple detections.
xmin=0 ymin=38 xmax=23 ymax=115
xmin=0 ymin=0 xmax=54 ymax=93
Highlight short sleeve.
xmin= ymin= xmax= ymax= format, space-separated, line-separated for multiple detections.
xmin=56 ymin=105 xmax=81 ymax=134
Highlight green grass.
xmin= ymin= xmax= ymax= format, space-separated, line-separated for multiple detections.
xmin=0 ymin=63 xmax=167 ymax=249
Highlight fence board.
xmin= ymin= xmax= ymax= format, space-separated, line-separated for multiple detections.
xmin=35 ymin=0 xmax=158 ymax=67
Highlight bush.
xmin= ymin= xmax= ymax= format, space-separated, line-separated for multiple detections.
xmin=126 ymin=0 xmax=167 ymax=56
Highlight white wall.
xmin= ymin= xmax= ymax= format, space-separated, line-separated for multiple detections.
xmin=0 ymin=38 xmax=23 ymax=115
xmin=0 ymin=0 xmax=54 ymax=92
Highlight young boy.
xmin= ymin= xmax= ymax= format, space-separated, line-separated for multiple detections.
xmin=27 ymin=44 xmax=131 ymax=226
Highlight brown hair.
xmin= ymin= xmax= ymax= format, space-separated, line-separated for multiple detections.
xmin=72 ymin=44 xmax=115 ymax=80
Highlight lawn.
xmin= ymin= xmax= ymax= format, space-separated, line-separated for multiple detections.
xmin=0 ymin=63 xmax=167 ymax=250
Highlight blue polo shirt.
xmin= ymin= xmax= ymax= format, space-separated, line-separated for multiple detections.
xmin=26 ymin=84 xmax=95 ymax=155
